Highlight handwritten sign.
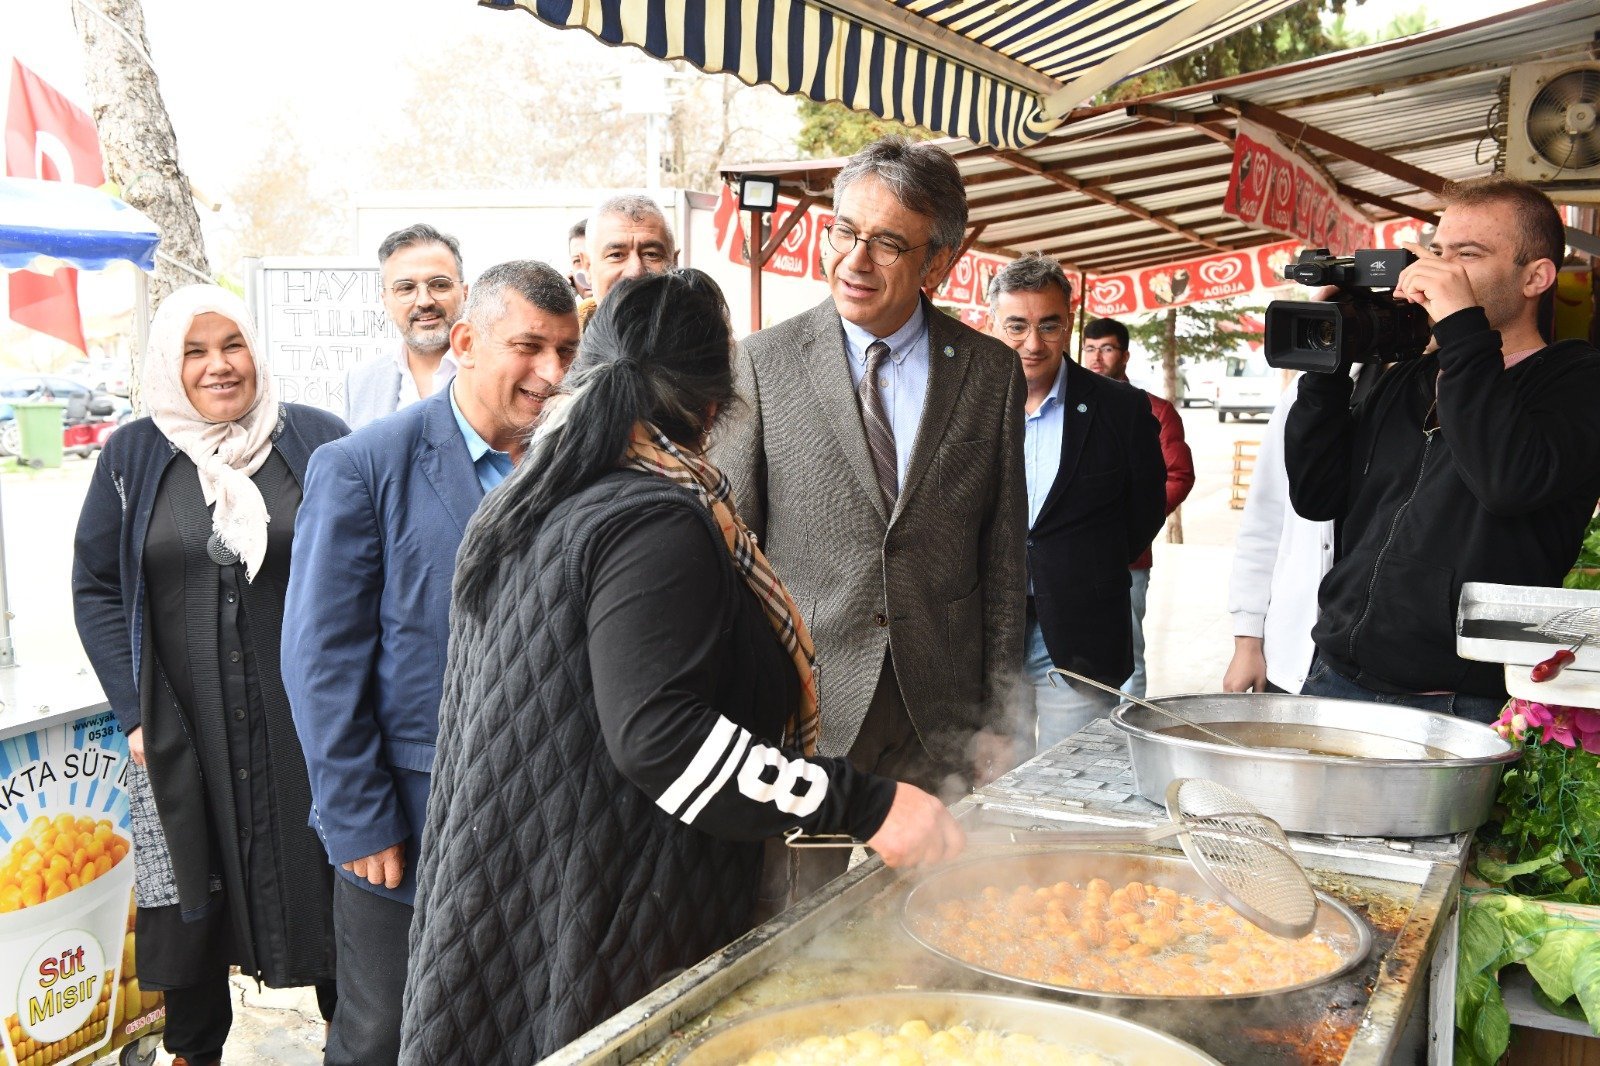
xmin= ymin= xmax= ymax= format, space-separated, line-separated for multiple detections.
xmin=247 ymin=258 xmax=397 ymax=416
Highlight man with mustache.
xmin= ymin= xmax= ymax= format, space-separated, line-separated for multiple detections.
xmin=284 ymin=260 xmax=579 ymax=1065
xmin=577 ymin=193 xmax=679 ymax=330
xmin=344 ymin=224 xmax=469 ymax=429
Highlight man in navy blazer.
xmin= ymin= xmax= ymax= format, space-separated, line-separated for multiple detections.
xmin=987 ymin=256 xmax=1166 ymax=754
xmin=284 ymin=260 xmax=579 ymax=1065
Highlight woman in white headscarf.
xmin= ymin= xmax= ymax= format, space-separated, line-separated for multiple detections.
xmin=73 ymin=285 xmax=348 ymax=1066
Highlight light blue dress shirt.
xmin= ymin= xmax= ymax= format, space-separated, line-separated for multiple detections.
xmin=448 ymin=383 xmax=513 ymax=495
xmin=1023 ymin=360 xmax=1069 ymax=530
xmin=840 ymin=304 xmax=929 ymax=493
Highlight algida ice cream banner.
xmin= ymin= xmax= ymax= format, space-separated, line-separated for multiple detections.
xmin=1 ymin=711 xmax=163 ymax=1066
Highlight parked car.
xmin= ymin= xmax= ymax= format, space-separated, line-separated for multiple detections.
xmin=64 ymin=358 xmax=132 ymax=397
xmin=1179 ymin=361 xmax=1217 ymax=407
xmin=1214 ymin=352 xmax=1280 ymax=421
xmin=0 ymin=373 xmax=130 ymax=456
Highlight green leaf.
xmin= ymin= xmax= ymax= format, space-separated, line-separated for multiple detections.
xmin=1572 ymin=941 xmax=1600 ymax=1034
xmin=1477 ymin=852 xmax=1561 ymax=883
xmin=1566 ymin=569 xmax=1600 ymax=591
xmin=1456 ymin=972 xmax=1512 ymax=1065
xmin=1527 ymin=927 xmax=1592 ymax=1003
xmin=1531 ymin=981 xmax=1590 ymax=1023
xmin=1460 ymin=901 xmax=1510 ymax=976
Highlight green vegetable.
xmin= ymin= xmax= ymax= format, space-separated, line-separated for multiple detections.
xmin=1456 ymin=892 xmax=1600 ymax=1062
xmin=1573 ymin=941 xmax=1600 ymax=1034
xmin=1475 ymin=738 xmax=1600 ymax=905
xmin=1566 ymin=514 xmax=1600 ymax=589
xmin=1527 ymin=927 xmax=1590 ymax=1002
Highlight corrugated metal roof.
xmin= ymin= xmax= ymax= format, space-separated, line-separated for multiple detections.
xmin=723 ymin=0 xmax=1600 ymax=275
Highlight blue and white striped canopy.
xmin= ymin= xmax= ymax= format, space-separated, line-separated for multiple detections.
xmin=485 ymin=0 xmax=1299 ymax=149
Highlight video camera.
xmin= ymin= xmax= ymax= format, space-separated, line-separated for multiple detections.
xmin=1263 ymin=249 xmax=1432 ymax=373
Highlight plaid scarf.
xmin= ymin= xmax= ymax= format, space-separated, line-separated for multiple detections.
xmin=623 ymin=422 xmax=820 ymax=755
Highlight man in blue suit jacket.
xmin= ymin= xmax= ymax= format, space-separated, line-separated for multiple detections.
xmin=284 ymin=260 xmax=579 ymax=1066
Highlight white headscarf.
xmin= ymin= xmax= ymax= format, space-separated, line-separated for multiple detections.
xmin=144 ymin=284 xmax=281 ymax=581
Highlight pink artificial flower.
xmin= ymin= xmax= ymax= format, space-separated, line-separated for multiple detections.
xmin=1544 ymin=709 xmax=1580 ymax=748
xmin=1520 ymin=701 xmax=1555 ymax=731
xmin=1574 ymin=708 xmax=1600 ymax=755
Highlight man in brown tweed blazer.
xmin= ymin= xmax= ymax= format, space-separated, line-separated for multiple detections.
xmin=714 ymin=139 xmax=1027 ymax=895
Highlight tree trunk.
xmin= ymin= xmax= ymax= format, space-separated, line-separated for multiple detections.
xmin=1162 ymin=307 xmax=1184 ymax=545
xmin=71 ymin=0 xmax=210 ymax=408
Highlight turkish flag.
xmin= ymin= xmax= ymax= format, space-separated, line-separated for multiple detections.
xmin=6 ymin=60 xmax=106 ymax=353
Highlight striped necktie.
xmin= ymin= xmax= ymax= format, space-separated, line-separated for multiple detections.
xmin=859 ymin=340 xmax=898 ymax=508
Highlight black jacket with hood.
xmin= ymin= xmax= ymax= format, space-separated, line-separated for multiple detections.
xmin=1285 ymin=306 xmax=1600 ymax=700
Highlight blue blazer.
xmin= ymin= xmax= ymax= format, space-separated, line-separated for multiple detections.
xmin=283 ymin=389 xmax=484 ymax=904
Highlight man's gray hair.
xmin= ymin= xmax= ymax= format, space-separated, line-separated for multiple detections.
xmin=378 ymin=223 xmax=464 ymax=277
xmin=986 ymin=253 xmax=1074 ymax=313
xmin=464 ymin=259 xmax=577 ymax=328
xmin=834 ymin=137 xmax=967 ymax=260
xmin=588 ymin=194 xmax=677 ymax=255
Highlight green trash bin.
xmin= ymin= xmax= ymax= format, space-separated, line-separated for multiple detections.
xmin=13 ymin=400 xmax=66 ymax=469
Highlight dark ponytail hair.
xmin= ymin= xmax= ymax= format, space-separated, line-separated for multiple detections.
xmin=454 ymin=268 xmax=736 ymax=619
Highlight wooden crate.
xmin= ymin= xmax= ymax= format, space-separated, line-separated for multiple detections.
xmin=1230 ymin=439 xmax=1260 ymax=510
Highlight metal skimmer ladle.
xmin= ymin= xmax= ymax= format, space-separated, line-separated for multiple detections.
xmin=1046 ymin=666 xmax=1246 ymax=748
xmin=786 ymin=778 xmax=1320 ymax=939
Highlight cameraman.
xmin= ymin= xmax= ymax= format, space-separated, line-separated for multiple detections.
xmin=1285 ymin=177 xmax=1600 ymax=721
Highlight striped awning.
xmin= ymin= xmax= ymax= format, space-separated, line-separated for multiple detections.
xmin=483 ymin=0 xmax=1301 ymax=149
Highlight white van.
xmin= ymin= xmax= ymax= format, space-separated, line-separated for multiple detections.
xmin=1214 ymin=351 xmax=1280 ymax=422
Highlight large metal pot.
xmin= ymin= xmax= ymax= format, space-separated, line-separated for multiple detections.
xmin=672 ymin=991 xmax=1222 ymax=1064
xmin=1110 ymin=693 xmax=1519 ymax=837
xmin=901 ymin=850 xmax=1370 ymax=1002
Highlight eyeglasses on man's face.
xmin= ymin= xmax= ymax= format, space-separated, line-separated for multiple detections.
xmin=387 ymin=277 xmax=459 ymax=302
xmin=1082 ymin=342 xmax=1125 ymax=356
xmin=823 ymin=223 xmax=928 ymax=268
xmin=1000 ymin=320 xmax=1066 ymax=342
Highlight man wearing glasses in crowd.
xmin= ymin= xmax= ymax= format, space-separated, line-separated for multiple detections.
xmin=345 ymin=224 xmax=468 ymax=429
xmin=1082 ymin=317 xmax=1196 ymax=698
xmin=988 ymin=258 xmax=1165 ymax=752
xmin=714 ymin=137 xmax=1027 ymax=909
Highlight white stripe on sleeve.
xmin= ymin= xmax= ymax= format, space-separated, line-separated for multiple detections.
xmin=657 ymin=715 xmax=739 ymax=817
xmin=681 ymin=727 xmax=752 ymax=826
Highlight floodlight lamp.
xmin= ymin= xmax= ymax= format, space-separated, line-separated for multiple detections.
xmin=738 ymin=176 xmax=779 ymax=212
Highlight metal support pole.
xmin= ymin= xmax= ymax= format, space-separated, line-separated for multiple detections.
xmin=0 ymin=472 xmax=14 ymax=668
xmin=749 ymin=210 xmax=765 ymax=334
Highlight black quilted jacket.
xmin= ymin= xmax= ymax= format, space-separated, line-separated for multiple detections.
xmin=400 ymin=471 xmax=895 ymax=1063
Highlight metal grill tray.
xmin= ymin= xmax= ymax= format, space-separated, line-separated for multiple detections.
xmin=1458 ymin=582 xmax=1600 ymax=705
xmin=1458 ymin=581 xmax=1600 ymax=667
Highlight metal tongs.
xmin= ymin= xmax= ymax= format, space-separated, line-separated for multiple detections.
xmin=786 ymin=778 xmax=1320 ymax=938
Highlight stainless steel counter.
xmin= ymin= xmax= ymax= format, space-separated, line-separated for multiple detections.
xmin=0 ymin=662 xmax=109 ymax=742
xmin=548 ymin=720 xmax=1471 ymax=1066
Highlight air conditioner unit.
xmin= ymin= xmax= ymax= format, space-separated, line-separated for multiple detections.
xmin=1504 ymin=60 xmax=1600 ymax=201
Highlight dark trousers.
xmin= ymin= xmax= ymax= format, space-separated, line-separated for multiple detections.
xmin=325 ymin=877 xmax=414 ymax=1066
xmin=139 ymin=903 xmax=335 ymax=1064
xmin=759 ymin=653 xmax=964 ymax=917
xmin=1302 ymin=654 xmax=1504 ymax=723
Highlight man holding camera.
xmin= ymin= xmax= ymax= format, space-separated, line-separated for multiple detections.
xmin=1284 ymin=177 xmax=1600 ymax=720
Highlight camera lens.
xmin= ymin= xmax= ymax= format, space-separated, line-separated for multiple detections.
xmin=1297 ymin=319 xmax=1338 ymax=352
